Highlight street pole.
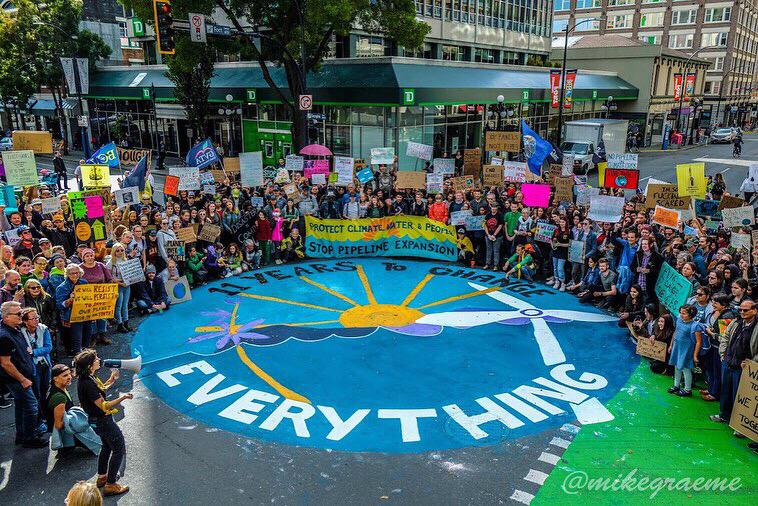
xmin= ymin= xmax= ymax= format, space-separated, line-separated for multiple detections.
xmin=673 ymin=45 xmax=719 ymax=143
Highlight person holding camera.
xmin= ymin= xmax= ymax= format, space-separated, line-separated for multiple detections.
xmin=74 ymin=349 xmax=131 ymax=496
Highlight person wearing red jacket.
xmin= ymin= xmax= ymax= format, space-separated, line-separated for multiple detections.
xmin=428 ymin=194 xmax=449 ymax=224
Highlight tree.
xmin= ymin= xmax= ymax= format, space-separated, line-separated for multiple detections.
xmin=165 ymin=36 xmax=215 ymax=140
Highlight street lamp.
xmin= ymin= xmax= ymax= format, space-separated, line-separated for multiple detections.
xmin=673 ymin=45 xmax=722 ymax=142
xmin=33 ymin=20 xmax=90 ymax=157
xmin=556 ymin=16 xmax=606 ymax=147
xmin=487 ymin=95 xmax=508 ymax=131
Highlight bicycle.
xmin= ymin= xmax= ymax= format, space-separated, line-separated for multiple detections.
xmin=733 ymin=145 xmax=742 ymax=158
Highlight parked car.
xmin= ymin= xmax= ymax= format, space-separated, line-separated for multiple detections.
xmin=710 ymin=127 xmax=737 ymax=144
xmin=0 ymin=137 xmax=12 ymax=151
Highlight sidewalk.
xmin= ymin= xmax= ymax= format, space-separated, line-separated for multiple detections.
xmin=639 ymin=143 xmax=703 ymax=154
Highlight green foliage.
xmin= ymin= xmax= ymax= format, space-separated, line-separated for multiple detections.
xmin=165 ymin=35 xmax=215 ymax=137
xmin=526 ymin=55 xmax=546 ymax=67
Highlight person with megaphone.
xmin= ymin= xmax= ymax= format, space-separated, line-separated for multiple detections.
xmin=74 ymin=349 xmax=131 ymax=497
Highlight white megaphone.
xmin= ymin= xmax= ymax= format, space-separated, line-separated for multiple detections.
xmin=102 ymin=356 xmax=142 ymax=374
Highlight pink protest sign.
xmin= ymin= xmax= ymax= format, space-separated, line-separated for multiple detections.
xmin=522 ymin=184 xmax=551 ymax=208
xmin=84 ymin=195 xmax=104 ymax=219
xmin=304 ymin=159 xmax=330 ymax=178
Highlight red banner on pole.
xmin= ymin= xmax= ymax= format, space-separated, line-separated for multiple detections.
xmin=604 ymin=168 xmax=640 ymax=190
xmin=564 ymin=70 xmax=577 ymax=109
xmin=684 ymin=73 xmax=696 ymax=101
xmin=550 ymin=69 xmax=561 ymax=108
xmin=673 ymin=73 xmax=683 ymax=102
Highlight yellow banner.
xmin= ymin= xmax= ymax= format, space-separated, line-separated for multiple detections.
xmin=12 ymin=131 xmax=53 ymax=153
xmin=81 ymin=164 xmax=111 ymax=188
xmin=676 ymin=163 xmax=706 ymax=198
xmin=70 ymin=283 xmax=119 ymax=323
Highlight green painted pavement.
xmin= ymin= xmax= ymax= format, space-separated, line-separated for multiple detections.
xmin=534 ymin=362 xmax=757 ymax=505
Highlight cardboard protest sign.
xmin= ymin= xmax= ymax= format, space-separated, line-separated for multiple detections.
xmin=463 ymin=149 xmax=481 ymax=176
xmin=718 ymin=195 xmax=745 ymax=210
xmin=729 ymin=359 xmax=758 ymax=442
xmin=607 ymin=153 xmax=638 ymax=170
xmin=482 ymin=165 xmax=503 ymax=186
xmin=395 ymin=171 xmax=426 ymax=189
xmin=356 ymin=168 xmax=374 ymax=184
xmin=635 ymin=334 xmax=667 ymax=362
xmin=198 ymin=223 xmax=221 ymax=243
xmin=283 ymin=183 xmax=302 ymax=204
xmin=694 ymin=199 xmax=722 ymax=220
xmin=274 ymin=168 xmax=291 ymax=184
xmin=117 ymin=147 xmax=150 ymax=166
xmin=568 ymin=239 xmax=584 ymax=263
xmin=166 ymin=240 xmax=186 ymax=261
xmin=554 ymin=176 xmax=574 ymax=203
xmin=604 ymin=168 xmax=640 ymax=190
xmin=163 ymin=175 xmax=179 ymax=197
xmin=485 ymin=131 xmax=520 ymax=152
xmin=70 ymin=283 xmax=118 ymax=323
xmin=169 ymin=167 xmax=201 ymax=191
xmin=118 ymin=257 xmax=145 ymax=286
xmin=546 ymin=164 xmax=562 ymax=185
xmin=210 ymin=169 xmax=227 ymax=184
xmin=652 ymin=206 xmax=680 ymax=229
xmin=114 ymin=187 xmax=139 ymax=209
xmin=285 ymin=155 xmax=304 ymax=171
xmin=370 ymin=147 xmax=394 ymax=165
xmin=426 ymin=172 xmax=444 ymax=194
xmin=645 ymin=183 xmax=690 ymax=210
xmin=223 ymin=157 xmax=241 ymax=175
xmin=406 ymin=141 xmax=433 ymax=161
xmin=11 ymin=131 xmax=53 ymax=153
xmin=753 ymin=229 xmax=758 ymax=248
xmin=502 ymin=162 xmax=527 ymax=183
xmin=334 ymin=156 xmax=354 ymax=186
xmin=676 ymin=163 xmax=706 ymax=198
xmin=2 ymin=150 xmax=38 ymax=187
xmin=433 ymin=158 xmax=455 ymax=174
xmin=522 ymin=184 xmax=551 ymax=208
xmin=655 ymin=262 xmax=693 ymax=314
xmin=534 ymin=222 xmax=556 ymax=243
xmin=731 ymin=232 xmax=751 ymax=252
xmin=588 ymin=195 xmax=625 ymax=223
xmin=239 ymin=151 xmax=264 ymax=187
xmin=450 ymin=210 xmax=472 ymax=226
xmin=450 ymin=176 xmax=474 ymax=191
xmin=721 ymin=205 xmax=754 ymax=228
xmin=166 ymin=276 xmax=192 ymax=304
xmin=41 ymin=196 xmax=61 ymax=215
xmin=175 ymin=226 xmax=197 ymax=244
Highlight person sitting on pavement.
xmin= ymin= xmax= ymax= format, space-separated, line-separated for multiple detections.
xmin=135 ymin=265 xmax=170 ymax=315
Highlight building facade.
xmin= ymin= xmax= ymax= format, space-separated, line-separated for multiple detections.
xmin=552 ymin=0 xmax=758 ymax=127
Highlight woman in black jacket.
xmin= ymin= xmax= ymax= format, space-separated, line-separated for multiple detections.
xmin=618 ymin=284 xmax=646 ymax=327
xmin=630 ymin=237 xmax=664 ymax=303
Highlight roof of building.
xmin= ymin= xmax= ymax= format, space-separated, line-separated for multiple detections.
xmin=552 ymin=35 xmax=710 ymax=64
xmin=86 ymin=57 xmax=638 ymax=105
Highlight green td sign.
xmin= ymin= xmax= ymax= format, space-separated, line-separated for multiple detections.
xmin=592 ymin=90 xmax=598 ymax=100
xmin=129 ymin=17 xmax=145 ymax=38
xmin=142 ymin=88 xmax=151 ymax=99
xmin=402 ymin=88 xmax=415 ymax=105
xmin=522 ymin=90 xmax=529 ymax=101
xmin=246 ymin=89 xmax=257 ymax=102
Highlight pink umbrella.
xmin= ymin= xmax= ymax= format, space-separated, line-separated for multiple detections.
xmin=299 ymin=144 xmax=333 ymax=156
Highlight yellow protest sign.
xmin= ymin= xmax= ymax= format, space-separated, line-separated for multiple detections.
xmin=12 ymin=131 xmax=53 ymax=153
xmin=597 ymin=161 xmax=607 ymax=186
xmin=70 ymin=283 xmax=119 ymax=323
xmin=676 ymin=163 xmax=706 ymax=198
xmin=81 ymin=164 xmax=111 ymax=188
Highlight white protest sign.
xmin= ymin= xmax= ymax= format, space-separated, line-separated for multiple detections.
xmin=119 ymin=257 xmax=146 ymax=286
xmin=114 ymin=186 xmax=139 ymax=209
xmin=285 ymin=155 xmax=304 ymax=172
xmin=166 ymin=276 xmax=192 ymax=304
xmin=433 ymin=158 xmax=455 ymax=174
xmin=607 ymin=153 xmax=639 ymax=170
xmin=562 ymin=155 xmax=575 ymax=176
xmin=426 ymin=172 xmax=444 ymax=194
xmin=274 ymin=168 xmax=291 ymax=184
xmin=311 ymin=173 xmax=327 ymax=185
xmin=576 ymin=186 xmax=600 ymax=206
xmin=2 ymin=150 xmax=38 ymax=187
xmin=371 ymin=147 xmax=395 ymax=165
xmin=587 ymin=195 xmax=625 ymax=223
xmin=168 ymin=166 xmax=201 ymax=191
xmin=503 ymin=162 xmax=527 ymax=183
xmin=644 ymin=178 xmax=671 ymax=195
xmin=41 ymin=196 xmax=61 ymax=215
xmin=450 ymin=210 xmax=472 ymax=226
xmin=406 ymin=141 xmax=433 ymax=161
xmin=334 ymin=156 xmax=354 ymax=186
xmin=721 ymin=205 xmax=754 ymax=228
xmin=239 ymin=151 xmax=264 ymax=187
xmin=490 ymin=157 xmax=504 ymax=166
xmin=4 ymin=228 xmax=20 ymax=247
xmin=731 ymin=232 xmax=751 ymax=252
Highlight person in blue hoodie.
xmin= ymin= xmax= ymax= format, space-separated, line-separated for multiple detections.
xmin=55 ymin=264 xmax=91 ymax=355
xmin=20 ymin=307 xmax=52 ymax=431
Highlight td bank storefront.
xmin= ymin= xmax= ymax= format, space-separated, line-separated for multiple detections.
xmin=86 ymin=58 xmax=637 ymax=168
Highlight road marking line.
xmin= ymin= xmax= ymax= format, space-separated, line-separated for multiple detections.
xmin=510 ymin=490 xmax=535 ymax=504
xmin=639 ymin=176 xmax=651 ymax=182
xmin=560 ymin=423 xmax=581 ymax=435
xmin=524 ymin=469 xmax=549 ymax=485
xmin=693 ymin=157 xmax=756 ymax=167
xmin=549 ymin=437 xmax=572 ymax=449
xmin=720 ymin=167 xmax=731 ymax=173
xmin=538 ymin=452 xmax=562 ymax=465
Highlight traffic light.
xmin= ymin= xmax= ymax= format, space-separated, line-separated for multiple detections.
xmin=153 ymin=0 xmax=175 ymax=55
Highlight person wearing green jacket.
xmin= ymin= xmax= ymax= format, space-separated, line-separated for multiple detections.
xmin=185 ymin=246 xmax=206 ymax=286
xmin=504 ymin=243 xmax=536 ymax=281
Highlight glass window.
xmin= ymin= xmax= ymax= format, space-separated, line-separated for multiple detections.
xmin=640 ymin=12 xmax=665 ymax=27
xmin=607 ymin=14 xmax=633 ymax=29
xmin=701 ymin=32 xmax=728 ymax=47
xmin=703 ymin=81 xmax=720 ymax=95
xmin=706 ymin=56 xmax=725 ymax=71
xmin=474 ymin=47 xmax=496 ymax=63
xmin=554 ymin=0 xmax=570 ymax=11
xmin=641 ymin=0 xmax=664 ymax=3
xmin=671 ymin=9 xmax=697 ymax=25
xmin=574 ymin=17 xmax=600 ymax=31
xmin=442 ymin=44 xmax=465 ymax=61
xmin=575 ymin=0 xmax=600 ymax=9
xmin=639 ymin=34 xmax=661 ymax=45
xmin=607 ymin=0 xmax=633 ymax=5
xmin=705 ymin=7 xmax=731 ymax=23
xmin=668 ymin=33 xmax=694 ymax=49
xmin=356 ymin=36 xmax=386 ymax=57
xmin=553 ymin=18 xmax=569 ymax=32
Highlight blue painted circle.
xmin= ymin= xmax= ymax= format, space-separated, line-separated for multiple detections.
xmin=615 ymin=175 xmax=628 ymax=187
xmin=134 ymin=259 xmax=638 ymax=452
xmin=172 ymin=282 xmax=187 ymax=300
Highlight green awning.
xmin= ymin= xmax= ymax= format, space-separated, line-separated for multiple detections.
xmin=86 ymin=58 xmax=637 ymax=105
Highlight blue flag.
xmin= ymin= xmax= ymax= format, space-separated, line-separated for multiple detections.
xmin=122 ymin=155 xmax=148 ymax=191
xmin=86 ymin=142 xmax=120 ymax=168
xmin=521 ymin=120 xmax=552 ymax=175
xmin=185 ymin=138 xmax=220 ymax=169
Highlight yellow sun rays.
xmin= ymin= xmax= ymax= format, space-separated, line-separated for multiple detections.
xmin=355 ymin=265 xmax=378 ymax=304
xmin=415 ymin=284 xmax=504 ymax=310
xmin=401 ymin=274 xmax=435 ymax=307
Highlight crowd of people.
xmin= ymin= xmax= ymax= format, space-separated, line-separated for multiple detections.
xmin=1 ymin=145 xmax=757 ymax=503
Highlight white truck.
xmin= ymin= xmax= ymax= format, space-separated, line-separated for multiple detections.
xmin=560 ymin=119 xmax=629 ymax=174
